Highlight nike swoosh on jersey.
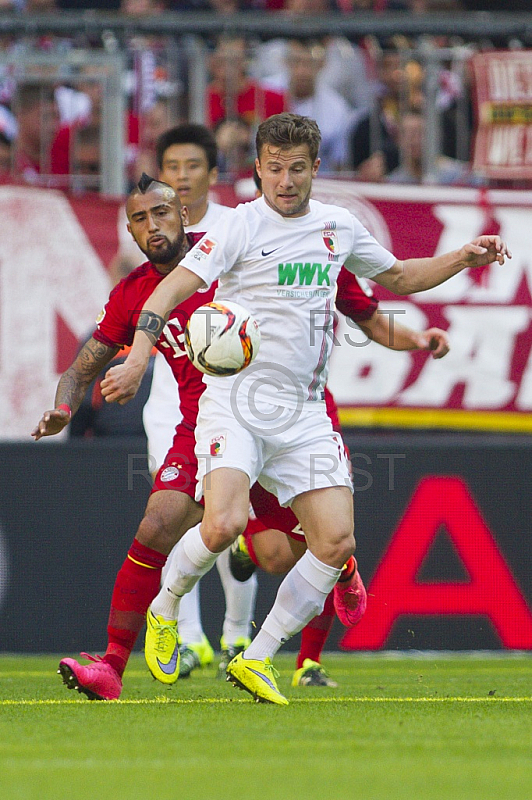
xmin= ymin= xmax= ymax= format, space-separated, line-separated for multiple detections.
xmin=156 ymin=644 xmax=179 ymax=675
xmin=261 ymin=247 xmax=280 ymax=257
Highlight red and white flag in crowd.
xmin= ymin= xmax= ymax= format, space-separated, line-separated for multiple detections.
xmin=472 ymin=50 xmax=532 ymax=180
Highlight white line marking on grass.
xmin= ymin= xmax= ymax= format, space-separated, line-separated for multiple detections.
xmin=0 ymin=672 xmax=58 ymax=677
xmin=1 ymin=697 xmax=531 ymax=706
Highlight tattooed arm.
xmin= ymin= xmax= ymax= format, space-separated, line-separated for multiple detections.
xmin=31 ymin=337 xmax=119 ymax=440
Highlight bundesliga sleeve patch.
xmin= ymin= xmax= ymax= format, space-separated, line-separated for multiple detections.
xmin=193 ymin=238 xmax=217 ymax=261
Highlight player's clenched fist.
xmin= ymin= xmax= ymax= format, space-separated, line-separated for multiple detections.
xmin=101 ymin=359 xmax=145 ymax=405
xmin=420 ymin=327 xmax=450 ymax=359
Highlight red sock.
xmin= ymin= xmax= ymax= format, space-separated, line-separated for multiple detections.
xmin=103 ymin=538 xmax=167 ymax=677
xmin=338 ymin=555 xmax=356 ymax=582
xmin=296 ymin=591 xmax=336 ymax=670
xmin=242 ymin=527 xmax=261 ymax=568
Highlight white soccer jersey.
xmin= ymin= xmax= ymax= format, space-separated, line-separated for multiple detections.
xmin=180 ymin=195 xmax=396 ymax=408
xmin=186 ymin=201 xmax=230 ymax=233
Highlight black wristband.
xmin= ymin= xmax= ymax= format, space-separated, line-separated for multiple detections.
xmin=137 ymin=311 xmax=165 ymax=343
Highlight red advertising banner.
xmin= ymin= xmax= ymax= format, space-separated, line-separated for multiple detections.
xmin=472 ymin=50 xmax=532 ymax=180
xmin=341 ymin=475 xmax=532 ymax=651
xmin=2 ymin=179 xmax=532 ymax=439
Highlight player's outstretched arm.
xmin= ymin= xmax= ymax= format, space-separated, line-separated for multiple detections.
xmin=31 ymin=337 xmax=119 ymax=440
xmin=358 ymin=312 xmax=450 ymax=359
xmin=101 ymin=265 xmax=204 ymax=405
xmin=373 ymin=235 xmax=511 ymax=295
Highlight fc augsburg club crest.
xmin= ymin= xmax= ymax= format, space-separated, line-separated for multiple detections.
xmin=322 ymin=222 xmax=338 ymax=255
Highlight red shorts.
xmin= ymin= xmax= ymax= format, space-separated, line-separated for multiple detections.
xmin=249 ymin=482 xmax=304 ymax=542
xmin=151 ymin=422 xmax=200 ymax=502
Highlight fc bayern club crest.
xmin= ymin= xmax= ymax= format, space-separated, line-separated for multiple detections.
xmin=322 ymin=225 xmax=338 ymax=255
xmin=160 ymin=465 xmax=180 ymax=482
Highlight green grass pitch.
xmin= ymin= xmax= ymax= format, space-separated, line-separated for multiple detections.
xmin=1 ymin=652 xmax=531 ymax=800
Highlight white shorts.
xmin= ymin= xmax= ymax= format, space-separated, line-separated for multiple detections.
xmin=194 ymin=386 xmax=353 ymax=507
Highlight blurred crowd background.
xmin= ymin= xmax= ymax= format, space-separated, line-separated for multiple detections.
xmin=0 ymin=0 xmax=529 ymax=195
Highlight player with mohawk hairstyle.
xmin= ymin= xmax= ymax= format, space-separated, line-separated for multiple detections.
xmin=136 ymin=172 xmax=153 ymax=192
xmin=32 ymin=174 xmax=220 ymax=700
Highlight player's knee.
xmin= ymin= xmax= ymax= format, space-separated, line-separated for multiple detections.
xmin=136 ymin=511 xmax=179 ymax=554
xmin=315 ymin=528 xmax=355 ymax=569
xmin=201 ymin=511 xmax=247 ymax=551
xmin=338 ymin=536 xmax=356 ymax=567
xmin=336 ymin=528 xmax=356 ymax=565
xmin=260 ymin=551 xmax=297 ymax=575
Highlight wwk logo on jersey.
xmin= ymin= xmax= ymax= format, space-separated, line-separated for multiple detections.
xmin=209 ymin=433 xmax=226 ymax=457
xmin=278 ymin=262 xmax=331 ymax=286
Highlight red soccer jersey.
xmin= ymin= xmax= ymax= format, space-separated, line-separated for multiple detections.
xmin=325 ymin=267 xmax=378 ymax=429
xmin=335 ymin=267 xmax=378 ymax=323
xmin=207 ymin=81 xmax=287 ymax=128
xmin=93 ymin=232 xmax=213 ymax=429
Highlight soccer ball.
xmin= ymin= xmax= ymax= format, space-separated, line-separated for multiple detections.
xmin=184 ymin=301 xmax=261 ymax=376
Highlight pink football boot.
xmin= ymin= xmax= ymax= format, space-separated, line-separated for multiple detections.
xmin=58 ymin=653 xmax=122 ymax=700
xmin=334 ymin=558 xmax=367 ymax=627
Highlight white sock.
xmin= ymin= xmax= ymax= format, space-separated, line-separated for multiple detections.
xmin=245 ymin=551 xmax=342 ymax=661
xmin=150 ymin=523 xmax=219 ymax=620
xmin=216 ymin=548 xmax=258 ymax=645
xmin=177 ymin=584 xmax=205 ymax=646
xmin=160 ymin=542 xmax=175 ymax=586
xmin=151 ymin=542 xmax=180 ymax=620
